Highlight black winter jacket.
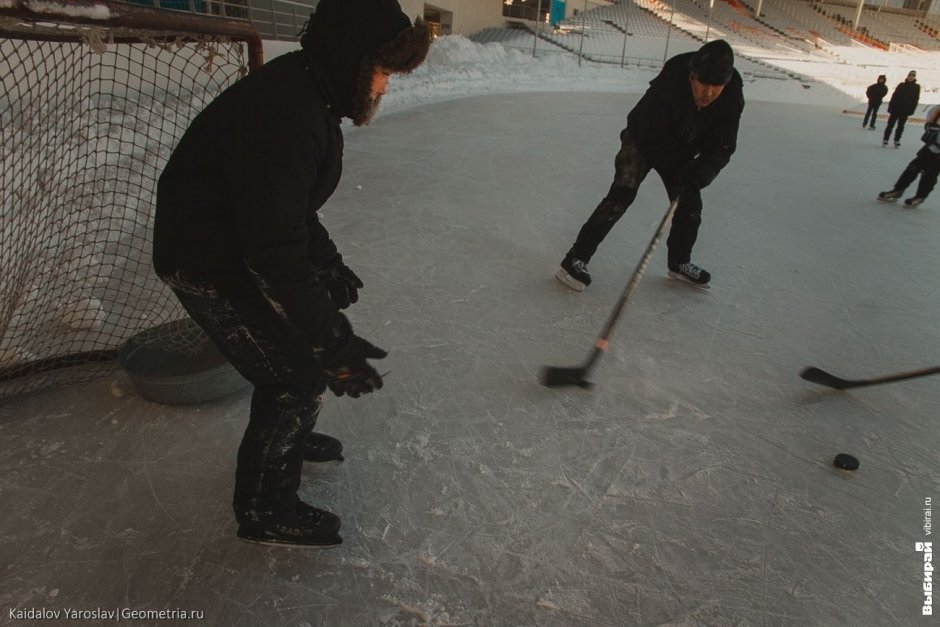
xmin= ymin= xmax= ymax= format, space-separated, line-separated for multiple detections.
xmin=888 ymin=80 xmax=920 ymax=117
xmin=866 ymin=82 xmax=888 ymax=104
xmin=154 ymin=50 xmax=345 ymax=349
xmin=626 ymin=51 xmax=745 ymax=190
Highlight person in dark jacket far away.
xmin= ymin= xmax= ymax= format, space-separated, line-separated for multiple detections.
xmin=556 ymin=39 xmax=744 ymax=291
xmin=883 ymin=70 xmax=920 ymax=148
xmin=863 ymin=74 xmax=888 ymax=130
xmin=152 ymin=0 xmax=431 ymax=548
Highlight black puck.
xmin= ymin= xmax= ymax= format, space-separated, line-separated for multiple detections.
xmin=833 ymin=453 xmax=859 ymax=471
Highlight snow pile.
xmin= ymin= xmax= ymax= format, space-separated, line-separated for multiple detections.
xmin=373 ymin=35 xmax=652 ymax=117
xmin=425 ymin=34 xmax=530 ymax=66
xmin=22 ymin=1 xmax=112 ymax=20
xmin=376 ymin=34 xmax=859 ymax=116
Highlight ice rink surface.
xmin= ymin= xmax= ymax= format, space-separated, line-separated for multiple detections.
xmin=2 ymin=91 xmax=939 ymax=625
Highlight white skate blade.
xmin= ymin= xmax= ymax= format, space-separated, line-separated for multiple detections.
xmin=555 ymin=268 xmax=585 ymax=292
xmin=237 ymin=535 xmax=343 ymax=549
xmin=237 ymin=528 xmax=343 ymax=549
xmin=667 ymin=270 xmax=710 ymax=289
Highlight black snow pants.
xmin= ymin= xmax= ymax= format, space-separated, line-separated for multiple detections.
xmin=165 ymin=277 xmax=327 ymax=522
xmin=571 ymin=132 xmax=703 ymax=267
xmin=894 ymin=146 xmax=940 ymax=199
xmin=884 ymin=113 xmax=911 ymax=143
xmin=863 ymin=101 xmax=882 ymax=128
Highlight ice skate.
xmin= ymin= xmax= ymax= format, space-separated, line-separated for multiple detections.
xmin=668 ymin=261 xmax=711 ymax=289
xmin=877 ymin=189 xmax=902 ymax=202
xmin=304 ymin=432 xmax=344 ymax=463
xmin=904 ymin=196 xmax=925 ymax=208
xmin=556 ymin=252 xmax=592 ymax=291
xmin=237 ymin=500 xmax=342 ymax=548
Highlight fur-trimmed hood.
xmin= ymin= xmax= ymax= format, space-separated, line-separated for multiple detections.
xmin=300 ymin=0 xmax=431 ymax=124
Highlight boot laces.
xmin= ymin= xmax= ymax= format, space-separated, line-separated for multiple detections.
xmin=679 ymin=262 xmax=703 ymax=278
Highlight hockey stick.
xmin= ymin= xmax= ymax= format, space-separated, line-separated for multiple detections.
xmin=540 ymin=198 xmax=680 ymax=389
xmin=799 ymin=364 xmax=940 ymax=390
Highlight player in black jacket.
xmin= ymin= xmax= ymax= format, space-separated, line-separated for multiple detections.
xmin=863 ymin=75 xmax=888 ymax=130
xmin=153 ymin=0 xmax=430 ymax=547
xmin=556 ymin=40 xmax=744 ymax=290
xmin=883 ymin=71 xmax=920 ymax=148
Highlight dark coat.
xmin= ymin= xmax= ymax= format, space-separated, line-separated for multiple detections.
xmin=866 ymin=82 xmax=888 ymax=104
xmin=626 ymin=51 xmax=745 ymax=190
xmin=154 ymin=50 xmax=346 ymax=348
xmin=888 ymin=80 xmax=920 ymax=117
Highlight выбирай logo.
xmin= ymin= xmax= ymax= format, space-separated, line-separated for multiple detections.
xmin=916 ymin=541 xmax=933 ymax=615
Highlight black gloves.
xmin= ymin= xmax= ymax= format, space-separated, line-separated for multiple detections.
xmin=682 ymin=160 xmax=712 ymax=192
xmin=321 ymin=315 xmax=388 ymax=398
xmin=311 ymin=257 xmax=382 ymax=397
xmin=318 ymin=256 xmax=363 ymax=310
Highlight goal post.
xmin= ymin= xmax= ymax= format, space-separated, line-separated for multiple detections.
xmin=0 ymin=0 xmax=263 ymax=398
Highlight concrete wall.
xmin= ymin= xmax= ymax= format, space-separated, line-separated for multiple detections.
xmin=398 ymin=0 xmax=506 ymax=36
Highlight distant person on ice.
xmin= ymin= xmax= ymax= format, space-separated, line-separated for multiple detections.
xmin=878 ymin=104 xmax=940 ymax=208
xmin=882 ymin=70 xmax=920 ymax=148
xmin=152 ymin=0 xmax=430 ymax=547
xmin=555 ymin=39 xmax=744 ymax=290
xmin=863 ymin=74 xmax=887 ymax=131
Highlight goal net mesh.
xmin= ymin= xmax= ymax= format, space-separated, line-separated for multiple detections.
xmin=0 ymin=3 xmax=261 ymax=399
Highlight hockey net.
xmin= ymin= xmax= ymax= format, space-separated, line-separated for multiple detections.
xmin=0 ymin=0 xmax=263 ymax=399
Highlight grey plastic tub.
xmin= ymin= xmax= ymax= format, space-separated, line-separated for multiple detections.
xmin=118 ymin=318 xmax=250 ymax=405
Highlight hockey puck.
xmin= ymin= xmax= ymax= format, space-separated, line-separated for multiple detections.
xmin=833 ymin=453 xmax=859 ymax=471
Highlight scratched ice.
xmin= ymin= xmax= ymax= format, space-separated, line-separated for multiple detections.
xmin=1 ymin=34 xmax=939 ymax=626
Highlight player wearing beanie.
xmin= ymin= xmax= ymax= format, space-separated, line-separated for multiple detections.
xmin=556 ymin=39 xmax=744 ymax=291
xmin=883 ymin=70 xmax=920 ymax=148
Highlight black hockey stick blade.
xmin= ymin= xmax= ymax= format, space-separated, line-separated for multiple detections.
xmin=539 ymin=365 xmax=594 ymax=389
xmin=799 ymin=367 xmax=852 ymax=389
xmin=800 ymin=364 xmax=940 ymax=390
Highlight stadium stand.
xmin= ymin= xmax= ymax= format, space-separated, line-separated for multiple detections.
xmin=484 ymin=0 xmax=940 ymax=95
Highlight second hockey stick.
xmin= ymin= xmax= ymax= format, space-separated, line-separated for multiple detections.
xmin=799 ymin=364 xmax=940 ymax=390
xmin=540 ymin=198 xmax=680 ymax=389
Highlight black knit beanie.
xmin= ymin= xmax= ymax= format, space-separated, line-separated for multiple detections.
xmin=300 ymin=0 xmax=431 ymax=123
xmin=689 ymin=40 xmax=734 ymax=86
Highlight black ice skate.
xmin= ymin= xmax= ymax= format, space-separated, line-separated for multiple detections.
xmin=904 ymin=196 xmax=925 ymax=208
xmin=556 ymin=252 xmax=592 ymax=291
xmin=882 ymin=139 xmax=888 ymax=146
xmin=894 ymin=140 xmax=901 ymax=148
xmin=877 ymin=189 xmax=902 ymax=202
xmin=668 ymin=262 xmax=711 ymax=289
xmin=304 ymin=432 xmax=344 ymax=463
xmin=237 ymin=501 xmax=342 ymax=548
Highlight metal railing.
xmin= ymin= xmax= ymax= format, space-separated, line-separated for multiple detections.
xmin=244 ymin=0 xmax=315 ymax=40
xmin=121 ymin=0 xmax=317 ymax=40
